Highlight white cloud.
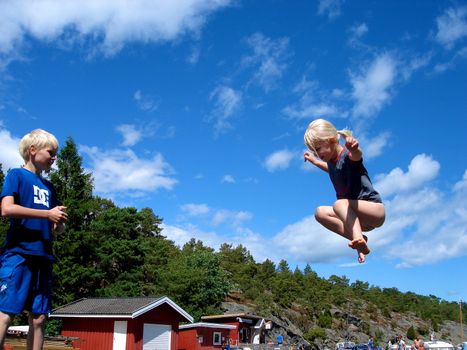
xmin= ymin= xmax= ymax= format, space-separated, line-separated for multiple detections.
xmin=0 ymin=126 xmax=23 ymax=170
xmin=0 ymin=0 xmax=232 ymax=59
xmin=133 ymin=90 xmax=158 ymax=112
xmin=374 ymin=153 xmax=440 ymax=197
xmin=360 ymin=131 xmax=391 ymax=159
xmin=116 ymin=124 xmax=142 ymax=147
xmin=208 ymin=85 xmax=242 ymax=135
xmin=274 ymin=216 xmax=351 ymax=263
xmin=351 ymin=53 xmax=396 ymax=118
xmin=317 ymin=0 xmax=344 ymax=20
xmin=180 ymin=203 xmax=210 ymax=216
xmin=212 ymin=209 xmax=252 ymax=228
xmin=221 ymin=174 xmax=235 ymax=183
xmin=348 ymin=22 xmax=368 ymax=47
xmin=80 ymin=145 xmax=177 ymax=195
xmin=264 ymin=149 xmax=295 ymax=172
xmin=243 ymin=33 xmax=291 ymax=92
xmin=435 ymin=6 xmax=467 ymax=49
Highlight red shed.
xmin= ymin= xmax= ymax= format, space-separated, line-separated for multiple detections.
xmin=50 ymin=296 xmax=193 ymax=350
xmin=200 ymin=314 xmax=267 ymax=345
xmin=178 ymin=322 xmax=236 ymax=350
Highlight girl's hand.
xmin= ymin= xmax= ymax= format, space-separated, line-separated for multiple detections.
xmin=345 ymin=136 xmax=359 ymax=151
xmin=345 ymin=136 xmax=362 ymax=161
xmin=304 ymin=151 xmax=317 ymax=164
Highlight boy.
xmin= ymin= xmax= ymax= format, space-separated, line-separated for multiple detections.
xmin=0 ymin=129 xmax=67 ymax=350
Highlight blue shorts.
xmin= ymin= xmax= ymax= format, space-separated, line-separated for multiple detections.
xmin=0 ymin=252 xmax=52 ymax=315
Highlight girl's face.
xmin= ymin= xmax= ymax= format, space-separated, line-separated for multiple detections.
xmin=313 ymin=139 xmax=338 ymax=162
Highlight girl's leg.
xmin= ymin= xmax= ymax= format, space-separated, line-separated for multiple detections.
xmin=332 ymin=199 xmax=385 ymax=262
xmin=315 ymin=205 xmax=367 ymax=263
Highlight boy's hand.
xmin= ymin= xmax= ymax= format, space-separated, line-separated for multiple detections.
xmin=48 ymin=206 xmax=68 ymax=223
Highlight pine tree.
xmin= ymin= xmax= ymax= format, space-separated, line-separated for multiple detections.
xmin=50 ymin=137 xmax=93 ymax=231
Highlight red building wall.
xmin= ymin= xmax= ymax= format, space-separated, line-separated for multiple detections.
xmin=178 ymin=327 xmax=233 ymax=350
xmin=61 ymin=303 xmax=185 ymax=350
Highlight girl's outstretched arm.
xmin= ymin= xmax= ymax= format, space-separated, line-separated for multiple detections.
xmin=344 ymin=136 xmax=362 ymax=161
xmin=304 ymin=151 xmax=329 ymax=172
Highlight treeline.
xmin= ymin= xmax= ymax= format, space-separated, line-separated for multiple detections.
xmin=0 ymin=139 xmax=465 ymax=337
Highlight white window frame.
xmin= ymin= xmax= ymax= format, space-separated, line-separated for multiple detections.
xmin=213 ymin=332 xmax=222 ymax=345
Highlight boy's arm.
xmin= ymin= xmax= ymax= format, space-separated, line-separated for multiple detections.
xmin=304 ymin=151 xmax=329 ymax=172
xmin=1 ymin=196 xmax=67 ymax=224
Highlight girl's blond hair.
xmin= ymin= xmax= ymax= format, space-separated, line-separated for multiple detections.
xmin=304 ymin=119 xmax=352 ymax=154
xmin=19 ymin=129 xmax=59 ymax=162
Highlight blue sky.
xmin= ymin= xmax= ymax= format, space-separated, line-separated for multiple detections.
xmin=0 ymin=0 xmax=466 ymax=303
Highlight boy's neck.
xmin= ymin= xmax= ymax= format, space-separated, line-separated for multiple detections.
xmin=24 ymin=162 xmax=41 ymax=175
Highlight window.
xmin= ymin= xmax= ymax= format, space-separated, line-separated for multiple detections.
xmin=213 ymin=332 xmax=222 ymax=345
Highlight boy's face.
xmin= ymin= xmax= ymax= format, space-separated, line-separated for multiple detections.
xmin=30 ymin=145 xmax=58 ymax=172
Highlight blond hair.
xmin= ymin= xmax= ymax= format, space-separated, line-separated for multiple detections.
xmin=304 ymin=119 xmax=352 ymax=154
xmin=19 ymin=129 xmax=59 ymax=162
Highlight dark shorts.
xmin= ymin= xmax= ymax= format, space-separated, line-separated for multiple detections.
xmin=0 ymin=252 xmax=52 ymax=315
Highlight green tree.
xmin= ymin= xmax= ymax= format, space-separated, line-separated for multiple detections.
xmin=159 ymin=239 xmax=230 ymax=320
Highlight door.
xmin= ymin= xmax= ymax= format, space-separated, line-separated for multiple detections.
xmin=113 ymin=320 xmax=128 ymax=350
xmin=143 ymin=323 xmax=171 ymax=350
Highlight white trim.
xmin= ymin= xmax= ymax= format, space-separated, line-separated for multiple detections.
xmin=236 ymin=317 xmax=253 ymax=324
xmin=50 ymin=296 xmax=193 ymax=323
xmin=179 ymin=322 xmax=236 ymax=330
xmin=213 ymin=332 xmax=222 ymax=345
xmin=133 ymin=297 xmax=193 ymax=322
xmin=254 ymin=319 xmax=265 ymax=329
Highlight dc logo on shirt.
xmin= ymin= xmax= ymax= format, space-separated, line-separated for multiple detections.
xmin=33 ymin=185 xmax=50 ymax=207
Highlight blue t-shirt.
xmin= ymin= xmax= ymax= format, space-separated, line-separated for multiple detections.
xmin=327 ymin=148 xmax=382 ymax=203
xmin=0 ymin=168 xmax=59 ymax=259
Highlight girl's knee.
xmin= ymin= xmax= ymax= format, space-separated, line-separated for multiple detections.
xmin=314 ymin=206 xmax=333 ymax=223
xmin=332 ymin=199 xmax=349 ymax=213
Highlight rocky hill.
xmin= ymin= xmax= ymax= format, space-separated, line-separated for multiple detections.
xmin=221 ymin=301 xmax=466 ymax=349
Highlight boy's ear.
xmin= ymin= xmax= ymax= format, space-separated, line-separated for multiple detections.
xmin=28 ymin=145 xmax=37 ymax=155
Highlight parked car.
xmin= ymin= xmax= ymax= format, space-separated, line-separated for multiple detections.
xmin=423 ymin=341 xmax=454 ymax=350
xmin=456 ymin=342 xmax=467 ymax=350
xmin=336 ymin=341 xmax=356 ymax=350
xmin=352 ymin=344 xmax=369 ymax=350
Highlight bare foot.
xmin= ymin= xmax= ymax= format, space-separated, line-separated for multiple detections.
xmin=357 ymin=250 xmax=366 ymax=263
xmin=348 ymin=237 xmax=370 ymax=255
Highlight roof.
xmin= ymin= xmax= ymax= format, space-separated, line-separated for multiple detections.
xmin=179 ymin=322 xmax=236 ymax=330
xmin=201 ymin=313 xmax=265 ymax=321
xmin=50 ymin=296 xmax=193 ymax=322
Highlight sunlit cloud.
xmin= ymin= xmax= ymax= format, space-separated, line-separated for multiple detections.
xmin=374 ymin=153 xmax=440 ymax=197
xmin=243 ymin=33 xmax=291 ymax=92
xmin=0 ymin=0 xmax=233 ymax=59
xmin=116 ymin=124 xmax=142 ymax=147
xmin=0 ymin=126 xmax=23 ymax=170
xmin=317 ymin=0 xmax=344 ymax=20
xmin=207 ymin=85 xmax=242 ymax=135
xmin=350 ymin=53 xmax=396 ymax=119
xmin=133 ymin=90 xmax=158 ymax=112
xmin=435 ymin=5 xmax=467 ymax=49
xmin=180 ymin=203 xmax=210 ymax=216
xmin=221 ymin=174 xmax=236 ymax=183
xmin=264 ymin=149 xmax=295 ymax=172
xmin=80 ymin=145 xmax=177 ymax=196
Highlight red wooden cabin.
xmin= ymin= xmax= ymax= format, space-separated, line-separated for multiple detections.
xmin=50 ymin=296 xmax=193 ymax=350
xmin=178 ymin=322 xmax=236 ymax=350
